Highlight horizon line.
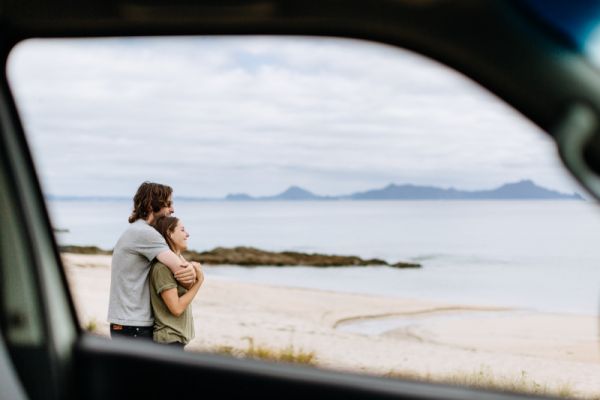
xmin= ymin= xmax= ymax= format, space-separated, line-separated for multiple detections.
xmin=44 ymin=178 xmax=583 ymax=200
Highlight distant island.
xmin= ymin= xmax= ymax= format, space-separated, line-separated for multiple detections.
xmin=58 ymin=245 xmax=421 ymax=268
xmin=47 ymin=179 xmax=583 ymax=201
xmin=224 ymin=180 xmax=582 ymax=201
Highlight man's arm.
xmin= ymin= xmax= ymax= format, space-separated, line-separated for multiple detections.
xmin=156 ymin=250 xmax=197 ymax=288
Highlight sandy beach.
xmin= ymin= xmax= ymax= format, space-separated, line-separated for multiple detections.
xmin=63 ymin=253 xmax=600 ymax=398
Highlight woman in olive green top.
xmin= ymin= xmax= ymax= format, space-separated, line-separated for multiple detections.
xmin=150 ymin=216 xmax=204 ymax=348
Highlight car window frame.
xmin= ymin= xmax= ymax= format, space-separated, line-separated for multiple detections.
xmin=1 ymin=2 xmax=600 ymax=400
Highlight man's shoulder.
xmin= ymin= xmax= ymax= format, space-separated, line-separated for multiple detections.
xmin=129 ymin=219 xmax=152 ymax=231
xmin=113 ymin=219 xmax=167 ymax=257
xmin=123 ymin=219 xmax=161 ymax=239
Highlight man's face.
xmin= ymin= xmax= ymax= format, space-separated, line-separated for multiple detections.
xmin=156 ymin=197 xmax=174 ymax=218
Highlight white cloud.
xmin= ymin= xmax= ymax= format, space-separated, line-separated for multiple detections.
xmin=7 ymin=36 xmax=581 ymax=197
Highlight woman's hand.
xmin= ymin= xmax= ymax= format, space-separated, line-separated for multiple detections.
xmin=191 ymin=261 xmax=204 ymax=286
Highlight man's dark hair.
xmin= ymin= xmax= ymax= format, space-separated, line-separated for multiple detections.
xmin=128 ymin=181 xmax=173 ymax=223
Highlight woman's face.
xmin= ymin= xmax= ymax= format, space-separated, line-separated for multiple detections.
xmin=170 ymin=220 xmax=189 ymax=252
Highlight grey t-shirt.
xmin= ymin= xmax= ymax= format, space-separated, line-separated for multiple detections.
xmin=107 ymin=219 xmax=169 ymax=326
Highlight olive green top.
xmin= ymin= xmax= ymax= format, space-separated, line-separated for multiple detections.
xmin=149 ymin=262 xmax=195 ymax=344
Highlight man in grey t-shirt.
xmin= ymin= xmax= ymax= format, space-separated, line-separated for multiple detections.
xmin=107 ymin=181 xmax=199 ymax=339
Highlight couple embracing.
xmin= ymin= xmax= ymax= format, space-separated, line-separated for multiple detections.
xmin=107 ymin=182 xmax=204 ymax=349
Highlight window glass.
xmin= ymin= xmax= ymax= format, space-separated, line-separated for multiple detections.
xmin=0 ymin=155 xmax=44 ymax=346
xmin=8 ymin=36 xmax=600 ymax=399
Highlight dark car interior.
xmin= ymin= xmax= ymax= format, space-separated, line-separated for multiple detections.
xmin=2 ymin=1 xmax=600 ymax=399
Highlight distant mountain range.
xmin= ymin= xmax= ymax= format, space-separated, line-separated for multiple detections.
xmin=224 ymin=180 xmax=582 ymax=201
xmin=47 ymin=180 xmax=584 ymax=201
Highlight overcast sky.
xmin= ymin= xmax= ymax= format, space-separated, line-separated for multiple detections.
xmin=6 ymin=36 xmax=582 ymax=198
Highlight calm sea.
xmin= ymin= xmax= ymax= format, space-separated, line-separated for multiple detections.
xmin=48 ymin=200 xmax=600 ymax=315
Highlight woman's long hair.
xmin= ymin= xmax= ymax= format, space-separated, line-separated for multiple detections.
xmin=128 ymin=181 xmax=173 ymax=223
xmin=152 ymin=216 xmax=179 ymax=252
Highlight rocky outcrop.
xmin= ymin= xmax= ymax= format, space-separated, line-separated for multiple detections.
xmin=183 ymin=246 xmax=421 ymax=268
xmin=59 ymin=245 xmax=421 ymax=268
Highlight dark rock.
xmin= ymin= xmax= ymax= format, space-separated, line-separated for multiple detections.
xmin=391 ymin=261 xmax=422 ymax=269
xmin=183 ymin=246 xmax=394 ymax=267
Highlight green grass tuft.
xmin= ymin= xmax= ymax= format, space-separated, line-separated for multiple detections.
xmin=83 ymin=318 xmax=98 ymax=333
xmin=213 ymin=337 xmax=316 ymax=365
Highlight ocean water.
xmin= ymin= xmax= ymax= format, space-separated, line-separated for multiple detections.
xmin=49 ymin=200 xmax=600 ymax=315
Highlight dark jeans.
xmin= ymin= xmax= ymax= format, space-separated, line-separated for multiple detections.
xmin=110 ymin=323 xmax=153 ymax=340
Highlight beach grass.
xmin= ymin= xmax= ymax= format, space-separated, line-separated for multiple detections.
xmin=208 ymin=346 xmax=585 ymax=398
xmin=84 ymin=318 xmax=98 ymax=333
xmin=213 ymin=337 xmax=317 ymax=365
xmin=385 ymin=366 xmax=576 ymax=398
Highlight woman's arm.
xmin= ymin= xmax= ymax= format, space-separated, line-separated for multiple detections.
xmin=160 ymin=264 xmax=204 ymax=317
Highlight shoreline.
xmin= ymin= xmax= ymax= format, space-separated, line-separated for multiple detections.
xmin=62 ymin=253 xmax=600 ymax=398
